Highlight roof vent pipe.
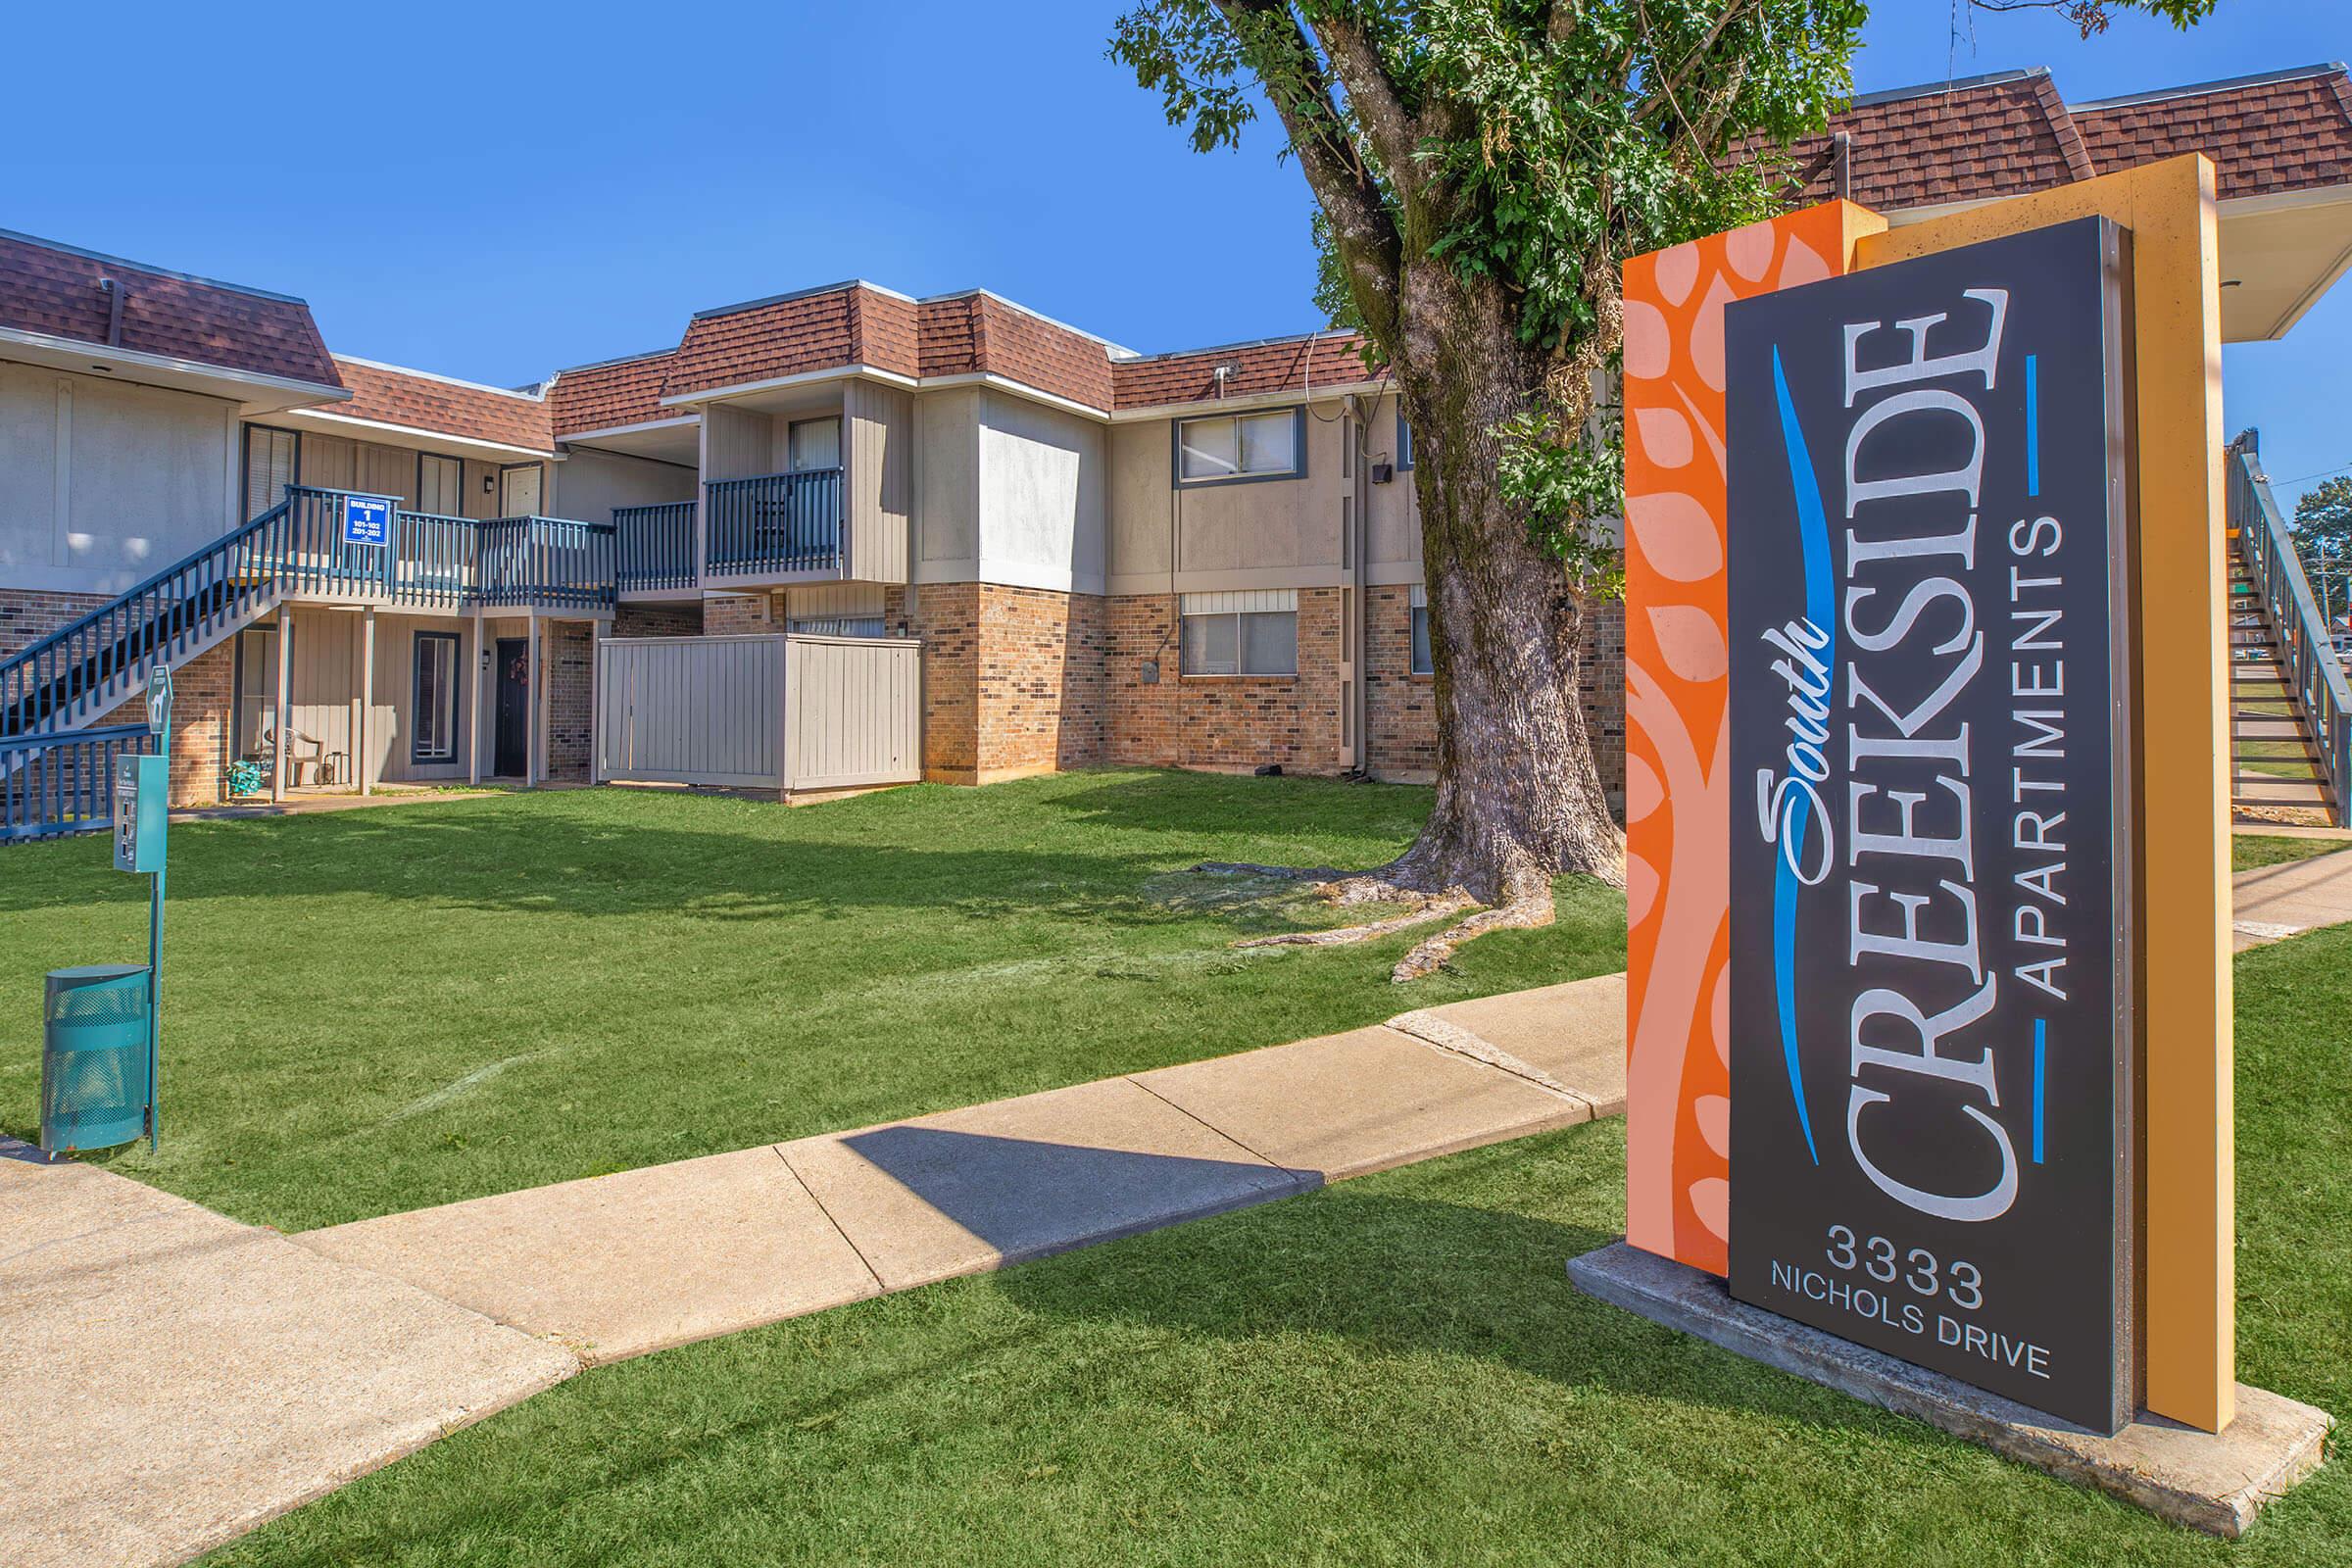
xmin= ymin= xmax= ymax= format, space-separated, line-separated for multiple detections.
xmin=98 ymin=277 xmax=125 ymax=347
xmin=1833 ymin=131 xmax=1853 ymax=202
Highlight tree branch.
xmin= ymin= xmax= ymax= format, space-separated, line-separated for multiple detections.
xmin=1307 ymin=13 xmax=1420 ymax=190
xmin=1211 ymin=0 xmax=1404 ymax=342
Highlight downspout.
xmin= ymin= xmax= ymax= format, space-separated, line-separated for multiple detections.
xmin=1346 ymin=392 xmax=1369 ymax=776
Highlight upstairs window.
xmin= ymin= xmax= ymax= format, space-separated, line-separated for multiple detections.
xmin=1409 ymin=584 xmax=1433 ymax=675
xmin=243 ymin=425 xmax=298 ymax=519
xmin=1397 ymin=414 xmax=1414 ymax=470
xmin=1180 ymin=590 xmax=1298 ymax=676
xmin=1176 ymin=408 xmax=1302 ymax=485
xmin=416 ymin=453 xmax=463 ymax=516
xmin=789 ymin=416 xmax=841 ymax=472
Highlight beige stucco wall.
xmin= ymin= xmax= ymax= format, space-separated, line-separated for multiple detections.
xmin=0 ymin=362 xmax=239 ymax=595
xmin=553 ymin=446 xmax=696 ymax=525
xmin=1104 ymin=392 xmax=1422 ymax=596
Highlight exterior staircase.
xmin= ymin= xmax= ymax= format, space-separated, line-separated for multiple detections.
xmin=2 ymin=487 xmax=616 ymax=841
xmin=2227 ymin=432 xmax=2351 ymax=824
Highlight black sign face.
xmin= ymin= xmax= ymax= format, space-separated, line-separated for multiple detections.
xmin=1725 ymin=217 xmax=2134 ymax=1434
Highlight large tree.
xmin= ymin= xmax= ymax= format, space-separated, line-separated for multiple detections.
xmin=1112 ymin=0 xmax=2215 ymax=980
xmin=2293 ymin=476 xmax=2352 ymax=628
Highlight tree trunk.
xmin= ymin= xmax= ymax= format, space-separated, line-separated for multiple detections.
xmin=1386 ymin=263 xmax=1624 ymax=906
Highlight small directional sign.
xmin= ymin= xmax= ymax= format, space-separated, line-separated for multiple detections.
xmin=342 ymin=493 xmax=394 ymax=548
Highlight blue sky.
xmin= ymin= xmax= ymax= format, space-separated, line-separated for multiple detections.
xmin=6 ymin=1 xmax=2346 ymax=506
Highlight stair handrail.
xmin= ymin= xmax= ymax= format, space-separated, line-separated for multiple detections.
xmin=0 ymin=496 xmax=295 ymax=737
xmin=2228 ymin=432 xmax=2352 ymax=823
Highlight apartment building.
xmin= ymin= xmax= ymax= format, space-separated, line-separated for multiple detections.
xmin=6 ymin=62 xmax=2352 ymax=822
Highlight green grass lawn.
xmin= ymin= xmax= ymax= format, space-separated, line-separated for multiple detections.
xmin=2232 ymin=833 xmax=2348 ymax=872
xmin=203 ymin=923 xmax=2352 ymax=1567
xmin=0 ymin=770 xmax=1623 ymax=1232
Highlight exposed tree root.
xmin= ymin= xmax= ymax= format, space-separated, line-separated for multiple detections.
xmin=1389 ymin=893 xmax=1556 ymax=983
xmin=1231 ymin=891 xmax=1475 ymax=950
xmin=1192 ymin=860 xmax=1353 ymax=883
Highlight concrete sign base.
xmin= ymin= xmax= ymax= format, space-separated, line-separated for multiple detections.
xmin=1565 ymin=1242 xmax=2331 ymax=1538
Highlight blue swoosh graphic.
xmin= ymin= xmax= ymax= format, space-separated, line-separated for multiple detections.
xmin=1770 ymin=345 xmax=1835 ymax=1165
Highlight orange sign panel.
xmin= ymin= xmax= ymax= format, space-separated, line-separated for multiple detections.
xmin=1621 ymin=202 xmax=1882 ymax=1276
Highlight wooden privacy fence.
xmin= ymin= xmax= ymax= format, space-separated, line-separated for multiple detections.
xmin=594 ymin=633 xmax=921 ymax=793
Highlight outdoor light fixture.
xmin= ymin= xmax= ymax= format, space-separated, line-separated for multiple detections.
xmin=483 ymin=473 xmax=496 ymax=494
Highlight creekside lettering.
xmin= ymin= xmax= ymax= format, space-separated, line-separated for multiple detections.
xmin=1760 ymin=284 xmax=2041 ymax=1225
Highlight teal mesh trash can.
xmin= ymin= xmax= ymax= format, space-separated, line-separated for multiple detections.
xmin=41 ymin=963 xmax=152 ymax=1156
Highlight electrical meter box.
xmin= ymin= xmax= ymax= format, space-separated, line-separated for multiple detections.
xmin=113 ymin=753 xmax=168 ymax=874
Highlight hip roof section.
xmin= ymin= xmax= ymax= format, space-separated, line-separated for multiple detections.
xmin=0 ymin=229 xmax=340 ymax=390
xmin=328 ymin=357 xmax=553 ymax=453
xmin=1769 ymin=63 xmax=2352 ymax=210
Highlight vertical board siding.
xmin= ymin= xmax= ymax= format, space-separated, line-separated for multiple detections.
xmin=846 ymin=379 xmax=913 ymax=584
xmin=593 ymin=632 xmax=920 ymax=792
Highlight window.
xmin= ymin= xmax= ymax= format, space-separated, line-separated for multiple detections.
xmin=1175 ymin=408 xmax=1302 ymax=485
xmin=1409 ymin=584 xmax=1433 ymax=674
xmin=413 ymin=632 xmax=459 ymax=763
xmin=789 ymin=416 xmax=841 ymax=472
xmin=234 ymin=627 xmax=277 ymax=759
xmin=1397 ymin=414 xmax=1414 ymax=470
xmin=790 ymin=616 xmax=887 ymax=638
xmin=1179 ymin=590 xmax=1298 ymax=676
xmin=416 ymin=453 xmax=463 ymax=516
xmin=243 ymin=425 xmax=297 ymax=519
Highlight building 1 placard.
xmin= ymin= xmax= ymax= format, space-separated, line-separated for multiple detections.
xmin=1723 ymin=217 xmax=2135 ymax=1434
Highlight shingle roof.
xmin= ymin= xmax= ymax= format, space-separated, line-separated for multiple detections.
xmin=1111 ymin=332 xmax=1376 ymax=411
xmin=1769 ymin=63 xmax=2352 ymax=211
xmin=540 ymin=63 xmax=2352 ymax=434
xmin=659 ymin=283 xmax=1118 ymax=411
xmin=548 ymin=350 xmax=677 ymax=437
xmin=329 ymin=357 xmax=552 ymax=452
xmin=2072 ymin=66 xmax=2352 ymax=200
xmin=661 ymin=284 xmax=875 ymax=400
xmin=0 ymin=229 xmax=340 ymax=389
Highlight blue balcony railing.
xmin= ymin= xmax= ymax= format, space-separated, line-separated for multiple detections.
xmin=706 ymin=468 xmax=843 ymax=576
xmin=473 ymin=514 xmax=617 ymax=610
xmin=613 ymin=501 xmax=698 ymax=592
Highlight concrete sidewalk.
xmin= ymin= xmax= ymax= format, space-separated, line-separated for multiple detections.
xmin=0 ymin=1144 xmax=575 ymax=1568
xmin=2231 ymin=845 xmax=2352 ymax=949
xmin=296 ymin=972 xmax=1628 ymax=1364
xmin=1 ymin=971 xmax=1627 ymax=1567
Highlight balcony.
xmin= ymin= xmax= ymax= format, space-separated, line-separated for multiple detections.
xmin=271 ymin=485 xmax=615 ymax=612
xmin=613 ymin=501 xmax=697 ymax=593
xmin=705 ymin=468 xmax=843 ymax=578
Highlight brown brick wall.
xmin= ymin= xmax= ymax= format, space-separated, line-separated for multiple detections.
xmin=1363 ymin=586 xmax=1436 ymax=780
xmin=0 ymin=589 xmax=110 ymax=661
xmin=886 ymin=582 xmax=1101 ymax=781
xmin=978 ymin=584 xmax=1102 ymax=774
xmin=1104 ymin=589 xmax=1349 ymax=774
xmin=1581 ymin=597 xmax=1626 ymax=802
xmin=703 ymin=592 xmax=776 ymax=636
xmin=1100 ymin=584 xmax=1623 ymax=799
xmin=542 ymin=619 xmax=594 ymax=780
xmin=612 ymin=602 xmax=705 ymax=638
xmin=95 ymin=640 xmax=235 ymax=808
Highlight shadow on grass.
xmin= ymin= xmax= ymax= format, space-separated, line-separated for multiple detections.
xmin=0 ymin=803 xmax=1355 ymax=937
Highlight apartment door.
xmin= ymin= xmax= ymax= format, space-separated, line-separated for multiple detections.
xmin=494 ymin=637 xmax=530 ymax=777
xmin=499 ymin=463 xmax=543 ymax=518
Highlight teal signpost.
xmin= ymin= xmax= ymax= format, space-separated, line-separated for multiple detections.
xmin=115 ymin=662 xmax=172 ymax=1149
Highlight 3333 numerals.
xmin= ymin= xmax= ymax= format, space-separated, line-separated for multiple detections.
xmin=1825 ymin=1224 xmax=1983 ymax=1311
